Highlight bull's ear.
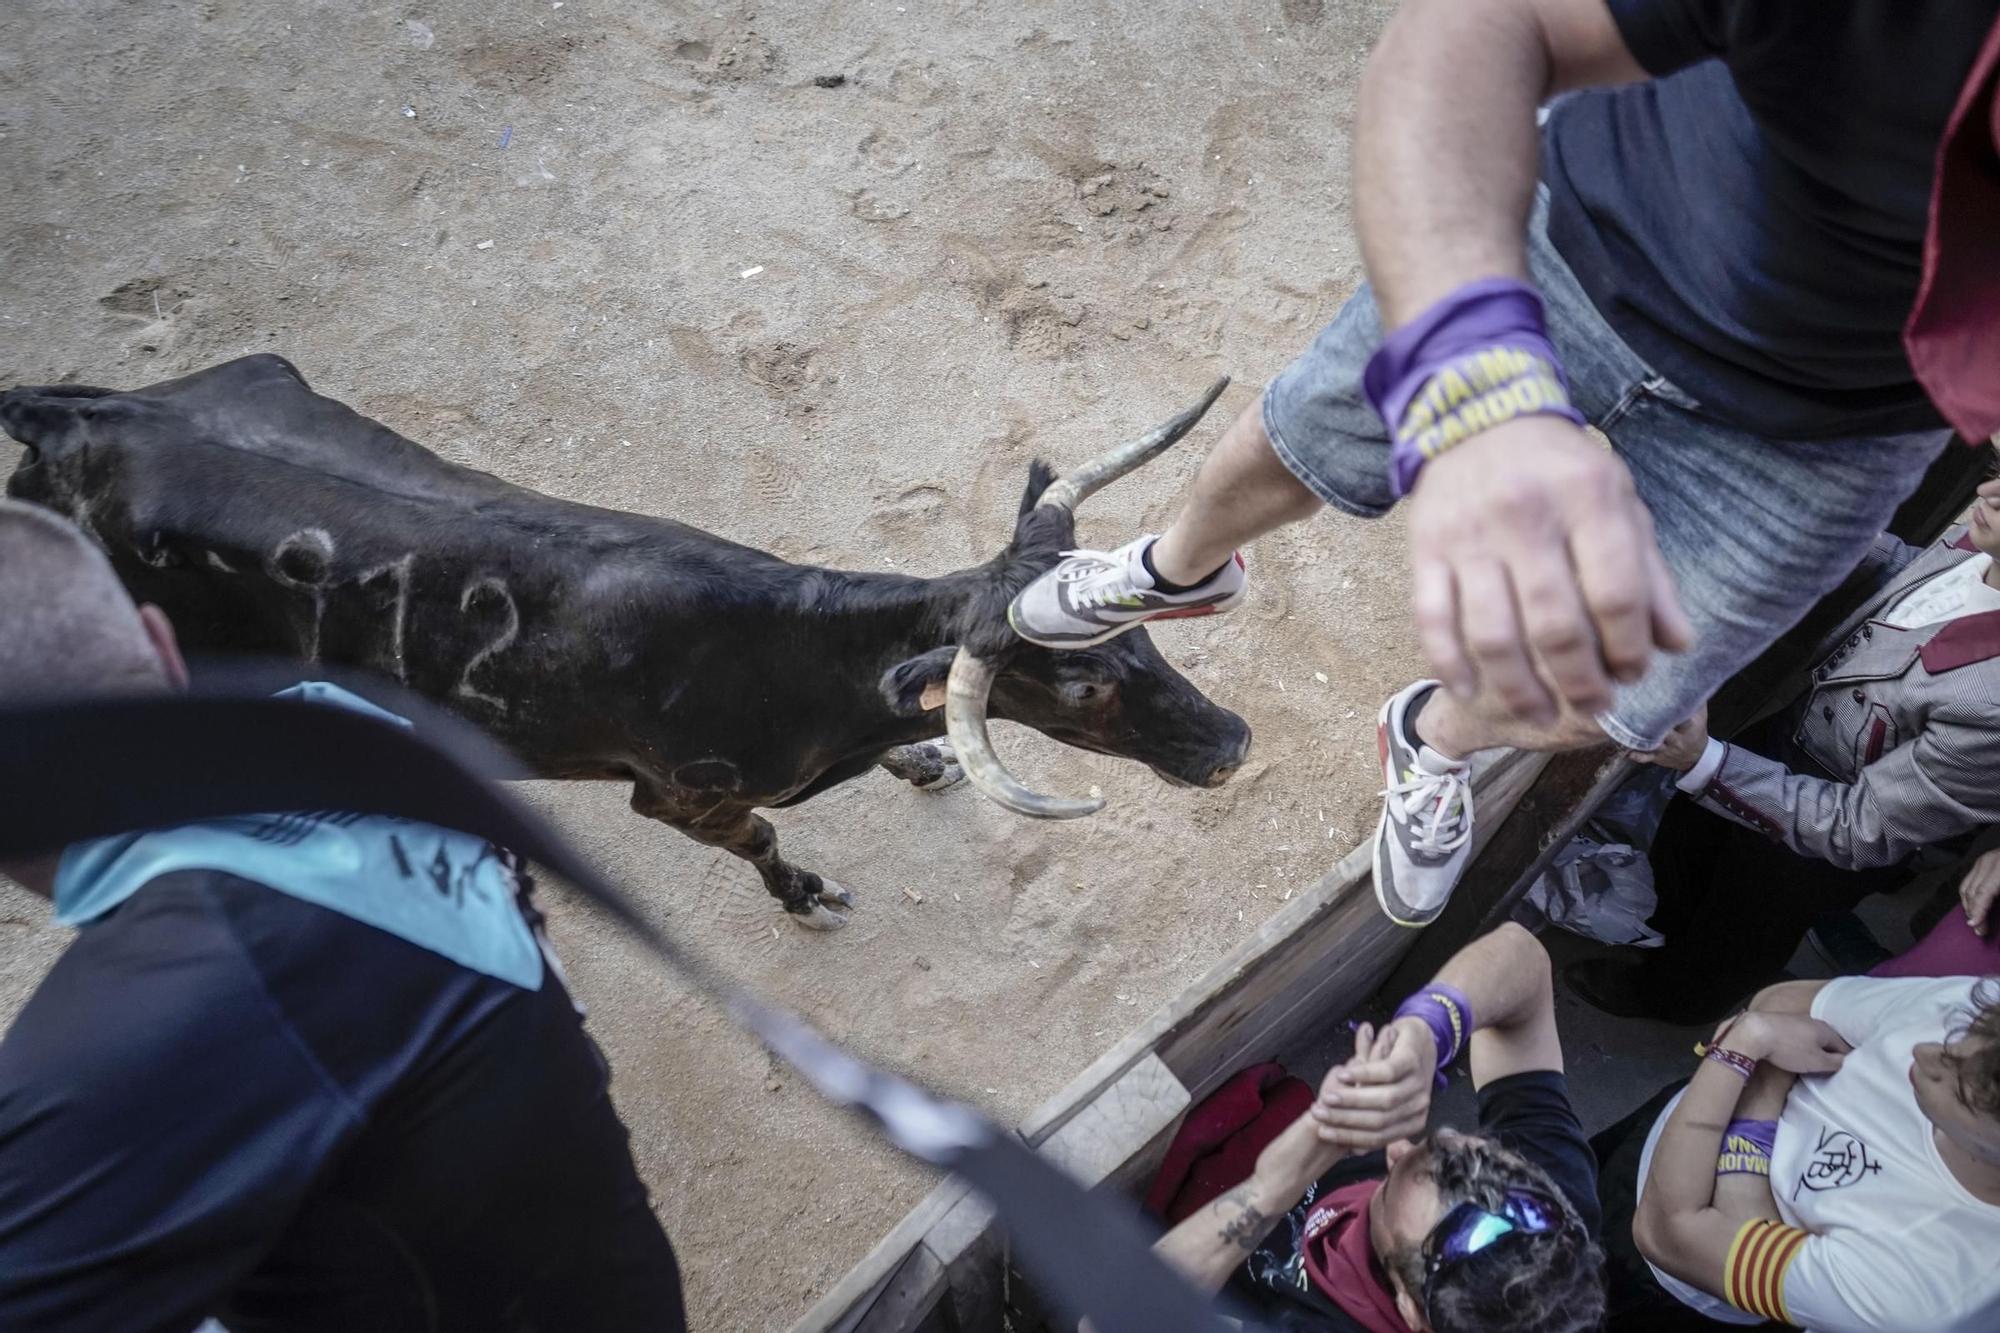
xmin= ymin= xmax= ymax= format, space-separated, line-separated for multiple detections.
xmin=880 ymin=646 xmax=957 ymax=715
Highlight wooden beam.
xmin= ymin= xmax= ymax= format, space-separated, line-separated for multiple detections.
xmin=1036 ymin=1053 xmax=1191 ymax=1183
xmin=1021 ymin=751 xmax=1544 ymax=1151
xmin=799 ymin=1179 xmax=970 ymax=1333
xmin=848 ymin=1243 xmax=952 ymax=1333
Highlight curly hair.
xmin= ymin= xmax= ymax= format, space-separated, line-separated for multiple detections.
xmin=1382 ymin=1135 xmax=1606 ymax=1333
xmin=1943 ymin=978 xmax=2000 ymax=1117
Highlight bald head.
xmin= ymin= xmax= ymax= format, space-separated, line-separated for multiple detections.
xmin=0 ymin=499 xmax=181 ymax=703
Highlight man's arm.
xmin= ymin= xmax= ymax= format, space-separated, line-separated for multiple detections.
xmin=1355 ymin=0 xmax=1647 ymax=326
xmin=1633 ymin=1012 xmax=1847 ymax=1314
xmin=1682 ymin=716 xmax=2000 ymax=870
xmin=1151 ymin=922 xmax=1562 ymax=1293
xmin=1355 ymin=0 xmax=1695 ymax=725
xmin=1314 ymin=921 xmax=1562 ymax=1143
xmin=1151 ymin=1074 xmax=1360 ymax=1294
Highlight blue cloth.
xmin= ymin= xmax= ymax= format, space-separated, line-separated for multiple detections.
xmin=1260 ymin=188 xmax=1949 ymax=751
xmin=52 ymin=682 xmax=543 ymax=989
xmin=1541 ymin=0 xmax=1999 ymax=438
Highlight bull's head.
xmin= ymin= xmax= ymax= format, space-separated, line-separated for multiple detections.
xmin=883 ymin=379 xmax=1251 ymax=819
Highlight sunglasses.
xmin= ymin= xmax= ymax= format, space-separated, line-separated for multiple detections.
xmin=1419 ymin=1186 xmax=1569 ymax=1322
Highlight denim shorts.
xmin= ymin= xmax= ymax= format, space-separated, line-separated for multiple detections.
xmin=1262 ymin=190 xmax=1951 ymax=749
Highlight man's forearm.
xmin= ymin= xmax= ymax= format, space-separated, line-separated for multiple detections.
xmin=1355 ymin=0 xmax=1546 ymax=326
xmin=1354 ymin=0 xmax=1646 ymax=328
xmin=1638 ymin=1059 xmax=1759 ymax=1224
xmin=1153 ymin=1174 xmax=1298 ymax=1295
xmin=1153 ymin=1115 xmax=1353 ymax=1295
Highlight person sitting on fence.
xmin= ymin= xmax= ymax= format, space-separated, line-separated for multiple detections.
xmin=0 ymin=500 xmax=686 ymax=1332
xmin=1150 ymin=922 xmax=1605 ymax=1333
xmin=1006 ymin=0 xmax=2000 ymax=937
xmin=1593 ymin=973 xmax=2000 ymax=1331
xmin=1564 ymin=474 xmax=2000 ymax=1023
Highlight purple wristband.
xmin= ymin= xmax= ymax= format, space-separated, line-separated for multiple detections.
xmin=1716 ymin=1118 xmax=1777 ymax=1179
xmin=1362 ymin=278 xmax=1587 ymax=496
xmin=1394 ymin=982 xmax=1475 ymax=1085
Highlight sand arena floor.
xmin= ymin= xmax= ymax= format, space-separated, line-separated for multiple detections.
xmin=0 ymin=2 xmax=1432 ymax=1326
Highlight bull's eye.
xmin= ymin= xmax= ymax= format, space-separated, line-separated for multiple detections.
xmin=1059 ymin=679 xmax=1112 ymax=707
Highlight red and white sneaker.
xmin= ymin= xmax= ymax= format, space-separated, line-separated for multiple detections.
xmin=1006 ymin=535 xmax=1246 ymax=648
xmin=1373 ymin=680 xmax=1475 ymax=928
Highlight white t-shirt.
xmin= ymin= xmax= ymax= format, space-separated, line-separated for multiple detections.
xmin=1637 ymin=976 xmax=2000 ymax=1332
xmin=1883 ymin=552 xmax=2000 ymax=629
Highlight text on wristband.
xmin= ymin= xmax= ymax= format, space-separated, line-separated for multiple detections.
xmin=1396 ymin=347 xmax=1574 ymax=462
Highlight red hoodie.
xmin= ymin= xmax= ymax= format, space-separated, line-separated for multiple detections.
xmin=1299 ymin=1179 xmax=1411 ymax=1333
xmin=1906 ymin=12 xmax=2000 ymax=441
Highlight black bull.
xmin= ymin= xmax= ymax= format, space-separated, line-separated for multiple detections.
xmin=2 ymin=355 xmax=1249 ymax=928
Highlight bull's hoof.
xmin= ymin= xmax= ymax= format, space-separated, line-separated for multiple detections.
xmin=790 ymin=901 xmax=849 ymax=931
xmin=817 ymin=879 xmax=856 ymax=909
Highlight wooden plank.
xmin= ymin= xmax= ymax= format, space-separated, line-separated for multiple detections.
xmin=849 ymin=1243 xmax=952 ymax=1333
xmin=1022 ymin=748 xmax=1544 ymax=1148
xmin=926 ymin=1193 xmax=1007 ymax=1333
xmin=929 ymin=1055 xmax=1192 ymax=1333
xmin=796 ymin=1178 xmax=971 ymax=1333
xmin=1037 ymin=1053 xmax=1191 ymax=1184
xmin=811 ymin=747 xmax=1545 ymax=1333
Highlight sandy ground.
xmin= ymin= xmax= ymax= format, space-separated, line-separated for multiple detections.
xmin=0 ymin=2 xmax=1422 ymax=1327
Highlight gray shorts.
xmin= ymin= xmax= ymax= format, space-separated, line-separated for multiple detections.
xmin=1261 ymin=191 xmax=1950 ymax=749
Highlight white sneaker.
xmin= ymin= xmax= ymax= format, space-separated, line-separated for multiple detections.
xmin=1373 ymin=680 xmax=1475 ymax=928
xmin=1007 ymin=535 xmax=1246 ymax=648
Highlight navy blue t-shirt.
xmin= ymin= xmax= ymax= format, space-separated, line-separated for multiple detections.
xmin=1542 ymin=0 xmax=2000 ymax=438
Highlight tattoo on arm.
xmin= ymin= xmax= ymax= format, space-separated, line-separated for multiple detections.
xmin=1214 ymin=1185 xmax=1272 ymax=1252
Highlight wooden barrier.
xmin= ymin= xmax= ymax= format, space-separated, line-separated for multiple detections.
xmin=797 ymin=438 xmax=1988 ymax=1333
xmin=795 ymin=750 xmax=1547 ymax=1333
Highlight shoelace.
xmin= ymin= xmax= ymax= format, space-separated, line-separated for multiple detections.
xmin=1383 ymin=763 xmax=1474 ymax=858
xmin=1056 ymin=546 xmax=1145 ymax=610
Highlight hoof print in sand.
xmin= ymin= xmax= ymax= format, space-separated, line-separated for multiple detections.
xmin=1077 ymin=164 xmax=1175 ymax=243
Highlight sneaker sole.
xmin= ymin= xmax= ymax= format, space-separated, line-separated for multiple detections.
xmin=1373 ymin=797 xmax=1441 ymax=929
xmin=1006 ymin=588 xmax=1244 ymax=649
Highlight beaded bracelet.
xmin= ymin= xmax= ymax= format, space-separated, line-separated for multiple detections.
xmin=1704 ymin=1045 xmax=1759 ymax=1082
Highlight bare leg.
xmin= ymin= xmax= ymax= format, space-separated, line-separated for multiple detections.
xmin=878 ymin=740 xmax=964 ymax=791
xmin=1149 ymin=395 xmax=1324 ymax=586
xmin=631 ymin=785 xmax=854 ymax=930
xmin=1413 ymin=684 xmax=1608 ymax=761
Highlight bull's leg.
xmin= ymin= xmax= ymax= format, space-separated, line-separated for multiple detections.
xmin=631 ymin=786 xmax=855 ymax=931
xmin=878 ymin=740 xmax=965 ymax=791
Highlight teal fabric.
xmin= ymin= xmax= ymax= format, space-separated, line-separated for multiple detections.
xmin=52 ymin=682 xmax=543 ymax=989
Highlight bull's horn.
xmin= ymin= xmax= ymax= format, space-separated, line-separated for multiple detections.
xmin=1036 ymin=376 xmax=1230 ymax=512
xmin=943 ymin=647 xmax=1105 ymax=820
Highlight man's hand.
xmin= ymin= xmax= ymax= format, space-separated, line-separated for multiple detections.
xmin=1962 ymin=848 xmax=2000 ymax=937
xmin=1725 ymin=1012 xmax=1850 ymax=1076
xmin=1407 ymin=416 xmax=1694 ymax=725
xmin=1308 ymin=1018 xmax=1439 ymax=1150
xmin=1630 ymin=704 xmax=1709 ymax=771
xmin=1249 ymin=1023 xmax=1391 ymax=1192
